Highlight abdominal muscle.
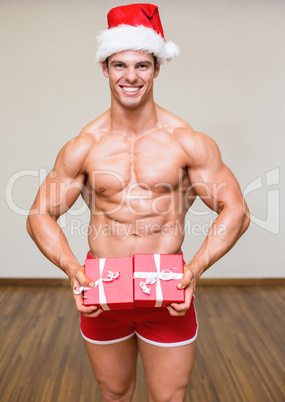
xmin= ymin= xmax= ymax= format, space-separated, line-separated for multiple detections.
xmin=87 ymin=212 xmax=186 ymax=258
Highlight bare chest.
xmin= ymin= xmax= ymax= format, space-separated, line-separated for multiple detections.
xmin=86 ymin=132 xmax=189 ymax=195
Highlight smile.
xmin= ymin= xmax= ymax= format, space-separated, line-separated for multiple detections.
xmin=120 ymin=86 xmax=143 ymax=94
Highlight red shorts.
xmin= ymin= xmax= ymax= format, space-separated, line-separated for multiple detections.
xmin=80 ymin=253 xmax=198 ymax=348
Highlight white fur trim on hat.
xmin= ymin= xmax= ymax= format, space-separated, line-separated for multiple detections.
xmin=96 ymin=25 xmax=179 ymax=64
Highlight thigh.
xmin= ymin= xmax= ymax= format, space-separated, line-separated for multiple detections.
xmin=84 ymin=336 xmax=138 ymax=400
xmin=138 ymin=338 xmax=196 ymax=402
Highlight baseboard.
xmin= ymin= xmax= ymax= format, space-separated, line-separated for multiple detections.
xmin=0 ymin=278 xmax=284 ymax=287
xmin=198 ymin=278 xmax=285 ymax=286
xmin=0 ymin=278 xmax=70 ymax=287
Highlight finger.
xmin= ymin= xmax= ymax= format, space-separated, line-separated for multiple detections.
xmin=177 ymin=265 xmax=195 ymax=290
xmin=75 ymin=299 xmax=103 ymax=316
xmin=75 ymin=267 xmax=95 ymax=288
xmin=73 ymin=291 xmax=98 ymax=312
xmin=167 ymin=305 xmax=187 ymax=316
xmin=82 ymin=308 xmax=103 ymax=318
xmin=184 ymin=284 xmax=193 ymax=305
xmin=169 ymin=285 xmax=193 ymax=313
xmin=77 ymin=303 xmax=98 ymax=313
xmin=170 ymin=301 xmax=190 ymax=312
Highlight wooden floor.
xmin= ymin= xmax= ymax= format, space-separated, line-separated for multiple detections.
xmin=0 ymin=285 xmax=284 ymax=402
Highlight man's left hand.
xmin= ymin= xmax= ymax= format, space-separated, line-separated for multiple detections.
xmin=167 ymin=265 xmax=197 ymax=316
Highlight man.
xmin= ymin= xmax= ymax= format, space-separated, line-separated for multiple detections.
xmin=27 ymin=4 xmax=250 ymax=401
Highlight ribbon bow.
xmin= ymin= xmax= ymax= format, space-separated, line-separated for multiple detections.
xmin=138 ymin=268 xmax=182 ymax=294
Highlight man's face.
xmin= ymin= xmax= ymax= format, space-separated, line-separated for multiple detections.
xmin=102 ymin=51 xmax=160 ymax=109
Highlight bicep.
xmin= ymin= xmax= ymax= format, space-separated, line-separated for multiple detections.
xmin=188 ymin=163 xmax=244 ymax=214
xmin=186 ymin=136 xmax=244 ymax=214
xmin=35 ymin=170 xmax=85 ymax=218
xmin=31 ymin=139 xmax=88 ymax=219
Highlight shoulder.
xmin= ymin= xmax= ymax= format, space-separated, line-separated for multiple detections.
xmin=53 ymin=133 xmax=93 ymax=177
xmin=173 ymin=127 xmax=222 ymax=168
xmin=156 ymin=106 xmax=221 ymax=167
xmin=54 ymin=112 xmax=110 ymax=176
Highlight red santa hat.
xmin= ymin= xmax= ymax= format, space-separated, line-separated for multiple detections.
xmin=96 ymin=3 xmax=180 ymax=64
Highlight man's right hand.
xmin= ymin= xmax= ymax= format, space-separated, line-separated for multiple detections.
xmin=71 ymin=266 xmax=103 ymax=317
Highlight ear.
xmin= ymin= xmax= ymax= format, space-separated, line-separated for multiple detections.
xmin=154 ymin=63 xmax=161 ymax=78
xmin=102 ymin=61 xmax=109 ymax=78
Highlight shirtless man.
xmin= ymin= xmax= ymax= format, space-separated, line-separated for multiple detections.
xmin=27 ymin=4 xmax=250 ymax=401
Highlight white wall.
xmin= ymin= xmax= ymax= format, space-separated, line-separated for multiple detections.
xmin=1 ymin=0 xmax=284 ymax=278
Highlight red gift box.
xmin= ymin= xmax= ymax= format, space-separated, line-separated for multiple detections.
xmin=133 ymin=254 xmax=185 ymax=307
xmin=83 ymin=257 xmax=134 ymax=310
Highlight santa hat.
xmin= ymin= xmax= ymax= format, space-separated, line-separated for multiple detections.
xmin=96 ymin=3 xmax=180 ymax=64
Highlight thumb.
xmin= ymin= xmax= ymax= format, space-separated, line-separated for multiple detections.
xmin=75 ymin=267 xmax=95 ymax=288
xmin=177 ymin=265 xmax=195 ymax=290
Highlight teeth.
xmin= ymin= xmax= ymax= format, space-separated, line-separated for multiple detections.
xmin=122 ymin=87 xmax=141 ymax=92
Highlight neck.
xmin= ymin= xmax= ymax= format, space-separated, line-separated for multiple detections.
xmin=110 ymin=98 xmax=159 ymax=136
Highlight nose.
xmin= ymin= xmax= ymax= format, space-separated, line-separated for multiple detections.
xmin=125 ymin=67 xmax=138 ymax=83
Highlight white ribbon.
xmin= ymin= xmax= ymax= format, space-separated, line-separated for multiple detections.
xmin=133 ymin=254 xmax=183 ymax=307
xmin=73 ymin=258 xmax=119 ymax=310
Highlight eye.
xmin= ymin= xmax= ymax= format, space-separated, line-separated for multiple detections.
xmin=137 ymin=64 xmax=148 ymax=70
xmin=114 ymin=63 xmax=124 ymax=70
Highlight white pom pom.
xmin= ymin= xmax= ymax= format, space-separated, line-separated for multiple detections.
xmin=164 ymin=41 xmax=180 ymax=62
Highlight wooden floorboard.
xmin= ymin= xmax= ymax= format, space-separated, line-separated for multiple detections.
xmin=1 ymin=277 xmax=285 ymax=287
xmin=0 ymin=285 xmax=284 ymax=401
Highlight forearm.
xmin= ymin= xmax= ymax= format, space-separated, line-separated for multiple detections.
xmin=26 ymin=213 xmax=81 ymax=277
xmin=186 ymin=205 xmax=250 ymax=278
